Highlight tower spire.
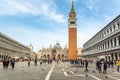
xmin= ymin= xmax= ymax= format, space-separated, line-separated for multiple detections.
xmin=70 ymin=0 xmax=75 ymax=13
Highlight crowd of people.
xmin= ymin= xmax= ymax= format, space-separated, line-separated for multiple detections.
xmin=69 ymin=59 xmax=120 ymax=74
xmin=1 ymin=57 xmax=120 ymax=74
xmin=2 ymin=58 xmax=16 ymax=69
xmin=96 ymin=60 xmax=120 ymax=74
xmin=27 ymin=58 xmax=55 ymax=67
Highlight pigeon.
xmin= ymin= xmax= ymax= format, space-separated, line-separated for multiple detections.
xmin=92 ymin=70 xmax=96 ymax=73
xmin=67 ymin=71 xmax=69 ymax=74
xmin=85 ymin=74 xmax=88 ymax=77
xmin=105 ymin=76 xmax=108 ymax=78
xmin=74 ymin=71 xmax=77 ymax=73
xmin=42 ymin=69 xmax=44 ymax=71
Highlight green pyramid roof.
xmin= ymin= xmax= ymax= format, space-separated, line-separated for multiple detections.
xmin=70 ymin=0 xmax=75 ymax=13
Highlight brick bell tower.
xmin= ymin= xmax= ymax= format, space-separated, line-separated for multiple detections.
xmin=68 ymin=0 xmax=77 ymax=60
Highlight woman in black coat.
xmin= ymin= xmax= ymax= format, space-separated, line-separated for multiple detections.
xmin=103 ymin=60 xmax=107 ymax=74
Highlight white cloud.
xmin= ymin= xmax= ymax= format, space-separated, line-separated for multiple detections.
xmin=85 ymin=0 xmax=99 ymax=12
xmin=0 ymin=25 xmax=67 ymax=52
xmin=77 ymin=16 xmax=103 ymax=47
xmin=47 ymin=12 xmax=66 ymax=23
xmin=1 ymin=0 xmax=120 ymax=52
xmin=0 ymin=0 xmax=66 ymax=23
xmin=0 ymin=1 xmax=32 ymax=15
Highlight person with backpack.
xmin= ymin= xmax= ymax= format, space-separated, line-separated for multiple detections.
xmin=103 ymin=60 xmax=107 ymax=74
xmin=10 ymin=58 xmax=15 ymax=69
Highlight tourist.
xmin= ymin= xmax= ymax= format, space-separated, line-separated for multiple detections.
xmin=84 ymin=59 xmax=88 ymax=72
xmin=2 ymin=58 xmax=9 ymax=69
xmin=28 ymin=59 xmax=31 ymax=67
xmin=6 ymin=58 xmax=9 ymax=69
xmin=110 ymin=60 xmax=114 ymax=68
xmin=39 ymin=59 xmax=43 ymax=66
xmin=10 ymin=58 xmax=15 ymax=69
xmin=108 ymin=61 xmax=111 ymax=68
xmin=96 ymin=60 xmax=99 ymax=70
xmin=3 ymin=59 xmax=6 ymax=69
xmin=116 ymin=60 xmax=120 ymax=72
xmin=34 ymin=58 xmax=37 ymax=66
xmin=97 ymin=60 xmax=102 ymax=73
xmin=103 ymin=60 xmax=107 ymax=74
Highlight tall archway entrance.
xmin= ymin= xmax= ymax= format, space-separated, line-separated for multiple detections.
xmin=52 ymin=50 xmax=57 ymax=60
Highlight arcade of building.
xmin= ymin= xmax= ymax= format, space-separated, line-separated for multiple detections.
xmin=83 ymin=15 xmax=120 ymax=61
xmin=0 ymin=32 xmax=32 ymax=60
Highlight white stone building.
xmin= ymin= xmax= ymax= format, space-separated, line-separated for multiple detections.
xmin=0 ymin=32 xmax=32 ymax=60
xmin=82 ymin=15 xmax=120 ymax=61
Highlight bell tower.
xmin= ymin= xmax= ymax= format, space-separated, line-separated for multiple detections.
xmin=68 ymin=0 xmax=77 ymax=60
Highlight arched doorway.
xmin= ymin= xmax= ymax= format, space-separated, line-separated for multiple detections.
xmin=52 ymin=50 xmax=57 ymax=60
xmin=47 ymin=54 xmax=50 ymax=60
xmin=62 ymin=55 xmax=64 ymax=60
xmin=58 ymin=55 xmax=60 ymax=60
xmin=52 ymin=54 xmax=56 ymax=60
xmin=43 ymin=55 xmax=46 ymax=59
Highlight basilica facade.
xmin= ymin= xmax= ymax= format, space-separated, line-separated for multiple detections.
xmin=37 ymin=43 xmax=67 ymax=60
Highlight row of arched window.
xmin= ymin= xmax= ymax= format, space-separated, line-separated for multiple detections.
xmin=98 ymin=22 xmax=120 ymax=39
xmin=85 ymin=35 xmax=120 ymax=54
xmin=84 ymin=16 xmax=120 ymax=50
xmin=97 ymin=36 xmax=120 ymax=51
xmin=0 ymin=36 xmax=30 ymax=53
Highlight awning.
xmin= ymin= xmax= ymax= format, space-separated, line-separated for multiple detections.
xmin=99 ymin=56 xmax=105 ymax=59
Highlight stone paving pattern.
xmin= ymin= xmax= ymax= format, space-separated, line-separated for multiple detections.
xmin=0 ymin=61 xmax=120 ymax=80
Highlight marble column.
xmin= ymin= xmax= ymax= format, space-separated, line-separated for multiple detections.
xmin=116 ymin=37 xmax=119 ymax=47
xmin=113 ymin=53 xmax=116 ymax=61
xmin=105 ymin=55 xmax=107 ymax=61
xmin=109 ymin=40 xmax=111 ymax=48
xmin=112 ymin=38 xmax=115 ymax=48
xmin=111 ymin=54 xmax=113 ymax=61
xmin=115 ymin=53 xmax=118 ymax=60
xmin=117 ymin=53 xmax=120 ymax=60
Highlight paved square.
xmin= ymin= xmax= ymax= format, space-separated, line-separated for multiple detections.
xmin=0 ymin=62 xmax=120 ymax=80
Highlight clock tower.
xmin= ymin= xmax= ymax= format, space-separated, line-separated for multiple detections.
xmin=68 ymin=0 xmax=77 ymax=60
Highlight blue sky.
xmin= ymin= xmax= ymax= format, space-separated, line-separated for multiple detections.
xmin=0 ymin=0 xmax=120 ymax=52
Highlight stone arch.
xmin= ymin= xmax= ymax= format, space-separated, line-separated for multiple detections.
xmin=52 ymin=49 xmax=57 ymax=60
xmin=57 ymin=54 xmax=60 ymax=60
xmin=47 ymin=54 xmax=50 ymax=59
xmin=43 ymin=55 xmax=46 ymax=59
xmin=52 ymin=54 xmax=56 ymax=60
xmin=62 ymin=54 xmax=65 ymax=60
